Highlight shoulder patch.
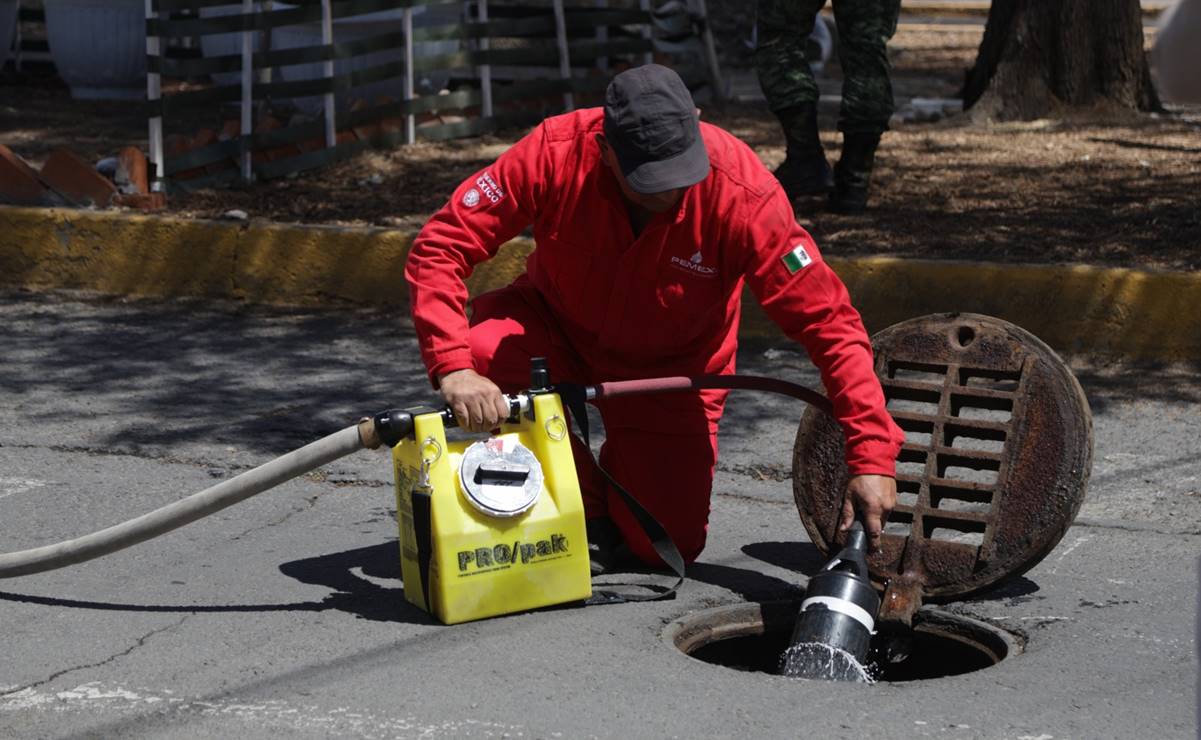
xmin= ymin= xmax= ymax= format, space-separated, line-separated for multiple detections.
xmin=474 ymin=171 xmax=506 ymax=205
xmin=782 ymin=242 xmax=814 ymax=274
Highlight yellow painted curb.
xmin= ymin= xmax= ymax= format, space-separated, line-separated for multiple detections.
xmin=741 ymin=257 xmax=1201 ymax=361
xmin=0 ymin=207 xmax=524 ymax=307
xmin=2 ymin=206 xmax=1198 ymax=362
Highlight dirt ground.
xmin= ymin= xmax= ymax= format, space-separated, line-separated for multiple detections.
xmin=3 ymin=20 xmax=1200 ymax=270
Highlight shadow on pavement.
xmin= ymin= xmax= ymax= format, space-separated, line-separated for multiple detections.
xmin=0 ymin=294 xmax=431 ymax=457
xmin=1075 ymin=361 xmax=1201 ymax=415
xmin=278 ymin=541 xmax=435 ymax=624
xmin=742 ymin=540 xmax=829 ymax=575
xmin=960 ymin=576 xmax=1042 ymax=604
xmin=0 ymin=541 xmax=435 ymax=625
xmin=686 ymin=562 xmax=803 ymax=603
xmin=684 ymin=541 xmax=827 ymax=603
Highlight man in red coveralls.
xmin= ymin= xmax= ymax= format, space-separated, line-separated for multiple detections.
xmin=405 ymin=65 xmax=903 ymax=571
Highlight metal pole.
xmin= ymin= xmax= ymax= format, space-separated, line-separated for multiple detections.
xmin=403 ymin=6 xmax=415 ymax=144
xmin=639 ymin=0 xmax=652 ymax=66
xmin=551 ymin=0 xmax=573 ymax=111
xmin=479 ymin=0 xmax=492 ymax=118
xmin=322 ymin=0 xmax=337 ymax=149
xmin=261 ymin=0 xmax=273 ymax=89
xmin=241 ymin=0 xmax=254 ymax=181
xmin=145 ymin=0 xmax=164 ymax=189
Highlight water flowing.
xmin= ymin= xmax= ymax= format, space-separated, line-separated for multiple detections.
xmin=779 ymin=642 xmax=876 ymax=683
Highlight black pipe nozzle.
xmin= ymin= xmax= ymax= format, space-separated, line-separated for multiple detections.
xmin=372 ymin=409 xmax=417 ymax=447
xmin=530 ymin=357 xmax=550 ymax=392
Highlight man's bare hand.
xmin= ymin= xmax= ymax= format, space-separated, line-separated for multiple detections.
xmin=839 ymin=474 xmax=897 ymax=553
xmin=438 ymin=369 xmax=512 ymax=433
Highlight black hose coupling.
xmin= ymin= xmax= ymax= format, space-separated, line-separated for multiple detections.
xmin=372 ymin=408 xmax=417 ymax=448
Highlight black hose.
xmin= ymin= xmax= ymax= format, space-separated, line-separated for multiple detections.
xmin=587 ymin=374 xmax=833 ymax=415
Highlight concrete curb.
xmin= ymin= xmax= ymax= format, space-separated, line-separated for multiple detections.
xmin=2 ymin=205 xmax=1198 ymax=363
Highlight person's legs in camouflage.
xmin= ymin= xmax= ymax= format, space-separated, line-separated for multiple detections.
xmin=829 ymin=0 xmax=901 ymax=212
xmin=755 ymin=0 xmax=833 ymax=199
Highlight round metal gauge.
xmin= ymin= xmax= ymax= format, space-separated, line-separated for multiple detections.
xmin=459 ymin=437 xmax=543 ymax=518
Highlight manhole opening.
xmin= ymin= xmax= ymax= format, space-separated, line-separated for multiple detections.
xmin=667 ymin=602 xmax=1021 ymax=683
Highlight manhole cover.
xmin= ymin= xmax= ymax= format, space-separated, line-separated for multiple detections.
xmin=665 ymin=601 xmax=1021 ymax=682
xmin=793 ymin=314 xmax=1093 ymax=625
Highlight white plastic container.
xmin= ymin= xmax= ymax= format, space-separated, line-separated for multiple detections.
xmin=44 ymin=0 xmax=147 ymax=100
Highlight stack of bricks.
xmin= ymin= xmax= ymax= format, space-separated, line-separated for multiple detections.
xmin=0 ymin=145 xmax=166 ymax=211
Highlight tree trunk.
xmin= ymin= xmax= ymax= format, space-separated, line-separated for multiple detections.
xmin=962 ymin=0 xmax=1160 ymax=120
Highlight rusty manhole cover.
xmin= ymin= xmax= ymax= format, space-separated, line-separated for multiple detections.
xmin=793 ymin=313 xmax=1093 ymax=626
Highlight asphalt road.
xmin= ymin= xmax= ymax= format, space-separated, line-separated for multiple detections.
xmin=0 ymin=291 xmax=1197 ymax=739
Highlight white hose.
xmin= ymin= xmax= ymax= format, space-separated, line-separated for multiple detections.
xmin=0 ymin=425 xmax=366 ymax=578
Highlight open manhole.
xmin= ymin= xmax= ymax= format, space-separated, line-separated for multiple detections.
xmin=665 ymin=601 xmax=1022 ymax=683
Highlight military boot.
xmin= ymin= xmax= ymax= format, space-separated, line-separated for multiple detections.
xmin=830 ymin=132 xmax=882 ymax=214
xmin=772 ymin=103 xmax=834 ymax=200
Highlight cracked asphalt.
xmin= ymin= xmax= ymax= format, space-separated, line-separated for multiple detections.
xmin=0 ymin=290 xmax=1197 ymax=739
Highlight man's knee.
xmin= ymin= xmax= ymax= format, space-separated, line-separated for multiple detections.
xmin=601 ymin=437 xmax=717 ymax=567
xmin=465 ymin=288 xmax=545 ymax=386
xmin=465 ymin=317 xmax=508 ymax=376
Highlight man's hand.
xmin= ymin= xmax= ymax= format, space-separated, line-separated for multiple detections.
xmin=839 ymin=474 xmax=897 ymax=553
xmin=438 ymin=369 xmax=512 ymax=433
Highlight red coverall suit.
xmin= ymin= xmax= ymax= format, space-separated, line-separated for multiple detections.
xmin=405 ymin=108 xmax=904 ymax=566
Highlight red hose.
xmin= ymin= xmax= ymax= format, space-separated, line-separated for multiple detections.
xmin=589 ymin=374 xmax=833 ymax=416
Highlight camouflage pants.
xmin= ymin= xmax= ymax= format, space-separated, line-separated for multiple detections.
xmin=755 ymin=0 xmax=902 ymax=134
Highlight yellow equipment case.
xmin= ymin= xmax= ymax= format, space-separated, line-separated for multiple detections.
xmin=391 ymin=392 xmax=592 ymax=624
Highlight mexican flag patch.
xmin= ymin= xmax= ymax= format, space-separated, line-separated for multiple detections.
xmin=782 ymin=243 xmax=814 ymax=274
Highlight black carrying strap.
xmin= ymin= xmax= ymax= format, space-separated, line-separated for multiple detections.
xmin=555 ymin=384 xmax=686 ymax=604
xmin=411 ymin=485 xmax=435 ymax=611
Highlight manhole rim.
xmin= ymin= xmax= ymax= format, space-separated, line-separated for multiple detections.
xmin=662 ymin=600 xmax=1024 ymax=681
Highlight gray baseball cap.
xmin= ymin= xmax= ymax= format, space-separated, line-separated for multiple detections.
xmin=602 ymin=64 xmax=710 ymax=194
